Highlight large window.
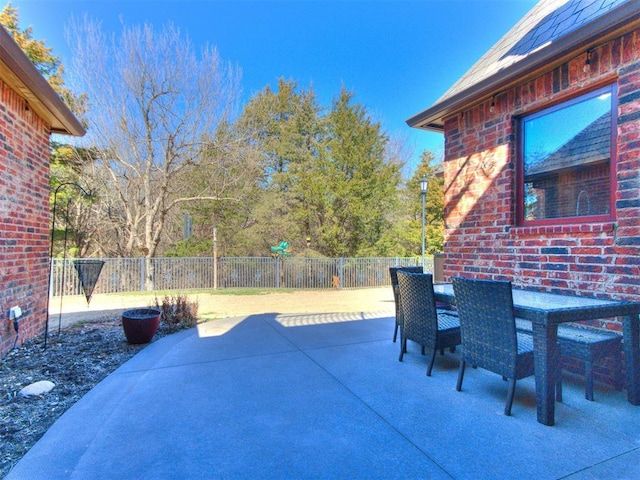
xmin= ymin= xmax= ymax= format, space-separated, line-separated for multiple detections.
xmin=519 ymin=85 xmax=615 ymax=224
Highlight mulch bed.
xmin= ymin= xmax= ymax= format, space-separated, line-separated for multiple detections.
xmin=0 ymin=316 xmax=176 ymax=478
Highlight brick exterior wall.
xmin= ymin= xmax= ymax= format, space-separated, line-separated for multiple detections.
xmin=442 ymin=29 xmax=640 ymax=386
xmin=443 ymin=27 xmax=640 ymax=305
xmin=0 ymin=80 xmax=52 ymax=356
xmin=444 ymin=31 xmax=640 ymax=303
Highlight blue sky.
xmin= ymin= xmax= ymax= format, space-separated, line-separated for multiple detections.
xmin=11 ymin=0 xmax=537 ymax=171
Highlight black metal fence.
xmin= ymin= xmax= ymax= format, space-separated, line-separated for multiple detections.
xmin=50 ymin=256 xmax=431 ymax=296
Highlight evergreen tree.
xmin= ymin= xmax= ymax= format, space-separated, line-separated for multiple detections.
xmin=320 ymin=88 xmax=402 ymax=257
xmin=236 ymin=79 xmax=324 ymax=255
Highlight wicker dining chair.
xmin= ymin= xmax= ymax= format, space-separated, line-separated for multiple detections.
xmin=452 ymin=276 xmax=538 ymax=416
xmin=389 ymin=266 xmax=423 ymax=343
xmin=397 ymin=272 xmax=461 ymax=376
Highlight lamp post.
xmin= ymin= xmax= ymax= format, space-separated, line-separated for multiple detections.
xmin=420 ymin=177 xmax=428 ymax=271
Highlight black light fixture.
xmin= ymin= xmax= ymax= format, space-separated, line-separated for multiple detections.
xmin=420 ymin=177 xmax=428 ymax=195
xmin=584 ymin=50 xmax=592 ymax=73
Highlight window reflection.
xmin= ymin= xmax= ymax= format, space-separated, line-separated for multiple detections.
xmin=522 ymin=86 xmax=613 ymax=221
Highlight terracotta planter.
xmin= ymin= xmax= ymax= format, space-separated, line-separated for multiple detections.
xmin=121 ymin=308 xmax=161 ymax=344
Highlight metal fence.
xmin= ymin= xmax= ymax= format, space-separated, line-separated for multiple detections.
xmin=50 ymin=256 xmax=431 ymax=296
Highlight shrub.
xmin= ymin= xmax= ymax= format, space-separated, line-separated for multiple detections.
xmin=153 ymin=295 xmax=198 ymax=332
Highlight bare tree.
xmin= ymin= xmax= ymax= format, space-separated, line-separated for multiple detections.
xmin=67 ymin=19 xmax=247 ymax=286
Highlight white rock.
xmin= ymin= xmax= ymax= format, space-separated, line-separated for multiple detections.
xmin=19 ymin=380 xmax=56 ymax=397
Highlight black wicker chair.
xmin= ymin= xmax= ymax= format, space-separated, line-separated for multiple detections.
xmin=452 ymin=277 xmax=539 ymax=416
xmin=397 ymin=272 xmax=461 ymax=376
xmin=389 ymin=266 xmax=423 ymax=343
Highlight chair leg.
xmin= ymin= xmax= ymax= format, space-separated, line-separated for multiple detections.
xmin=556 ymin=371 xmax=563 ymax=403
xmin=456 ymin=360 xmax=466 ymax=391
xmin=393 ymin=322 xmax=399 ymax=343
xmin=585 ymin=359 xmax=594 ymax=401
xmin=399 ymin=338 xmax=406 ymax=362
xmin=426 ymin=349 xmax=437 ymax=377
xmin=505 ymin=378 xmax=516 ymax=416
xmin=615 ymin=350 xmax=624 ymax=391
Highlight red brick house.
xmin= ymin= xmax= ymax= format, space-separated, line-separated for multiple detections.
xmin=0 ymin=26 xmax=85 ymax=355
xmin=408 ymin=0 xmax=640 ymax=326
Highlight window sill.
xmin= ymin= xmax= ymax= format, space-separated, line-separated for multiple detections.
xmin=509 ymin=222 xmax=616 ymax=236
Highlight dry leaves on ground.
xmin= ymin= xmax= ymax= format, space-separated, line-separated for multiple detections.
xmin=0 ymin=317 xmax=175 ymax=478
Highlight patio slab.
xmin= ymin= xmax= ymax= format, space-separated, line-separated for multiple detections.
xmin=6 ymin=312 xmax=640 ymax=479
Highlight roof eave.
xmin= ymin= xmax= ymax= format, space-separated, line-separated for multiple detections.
xmin=0 ymin=26 xmax=85 ymax=137
xmin=407 ymin=2 xmax=640 ymax=133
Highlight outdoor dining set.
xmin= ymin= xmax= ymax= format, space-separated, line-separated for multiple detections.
xmin=389 ymin=267 xmax=640 ymax=426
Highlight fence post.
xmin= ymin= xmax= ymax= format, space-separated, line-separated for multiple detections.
xmin=213 ymin=227 xmax=218 ymax=290
xmin=339 ymin=257 xmax=344 ymax=289
xmin=140 ymin=257 xmax=145 ymax=292
xmin=275 ymin=257 xmax=280 ymax=289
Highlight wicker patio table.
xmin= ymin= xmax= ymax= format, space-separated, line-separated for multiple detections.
xmin=433 ymin=283 xmax=640 ymax=426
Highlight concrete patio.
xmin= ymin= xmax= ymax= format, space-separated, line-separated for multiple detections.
xmin=7 ymin=311 xmax=640 ymax=479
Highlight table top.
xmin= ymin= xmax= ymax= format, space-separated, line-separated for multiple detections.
xmin=433 ymin=283 xmax=640 ymax=324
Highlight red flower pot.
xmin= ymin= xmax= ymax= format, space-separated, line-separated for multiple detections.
xmin=122 ymin=308 xmax=161 ymax=344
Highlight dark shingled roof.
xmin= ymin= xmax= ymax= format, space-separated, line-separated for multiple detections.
xmin=407 ymin=0 xmax=639 ymax=132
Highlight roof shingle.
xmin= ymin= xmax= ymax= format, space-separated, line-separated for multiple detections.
xmin=439 ymin=0 xmax=628 ymax=104
xmin=407 ymin=0 xmax=637 ymax=131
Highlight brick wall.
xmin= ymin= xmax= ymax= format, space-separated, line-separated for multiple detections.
xmin=442 ymin=29 xmax=640 ymax=321
xmin=0 ymin=80 xmax=52 ymax=356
